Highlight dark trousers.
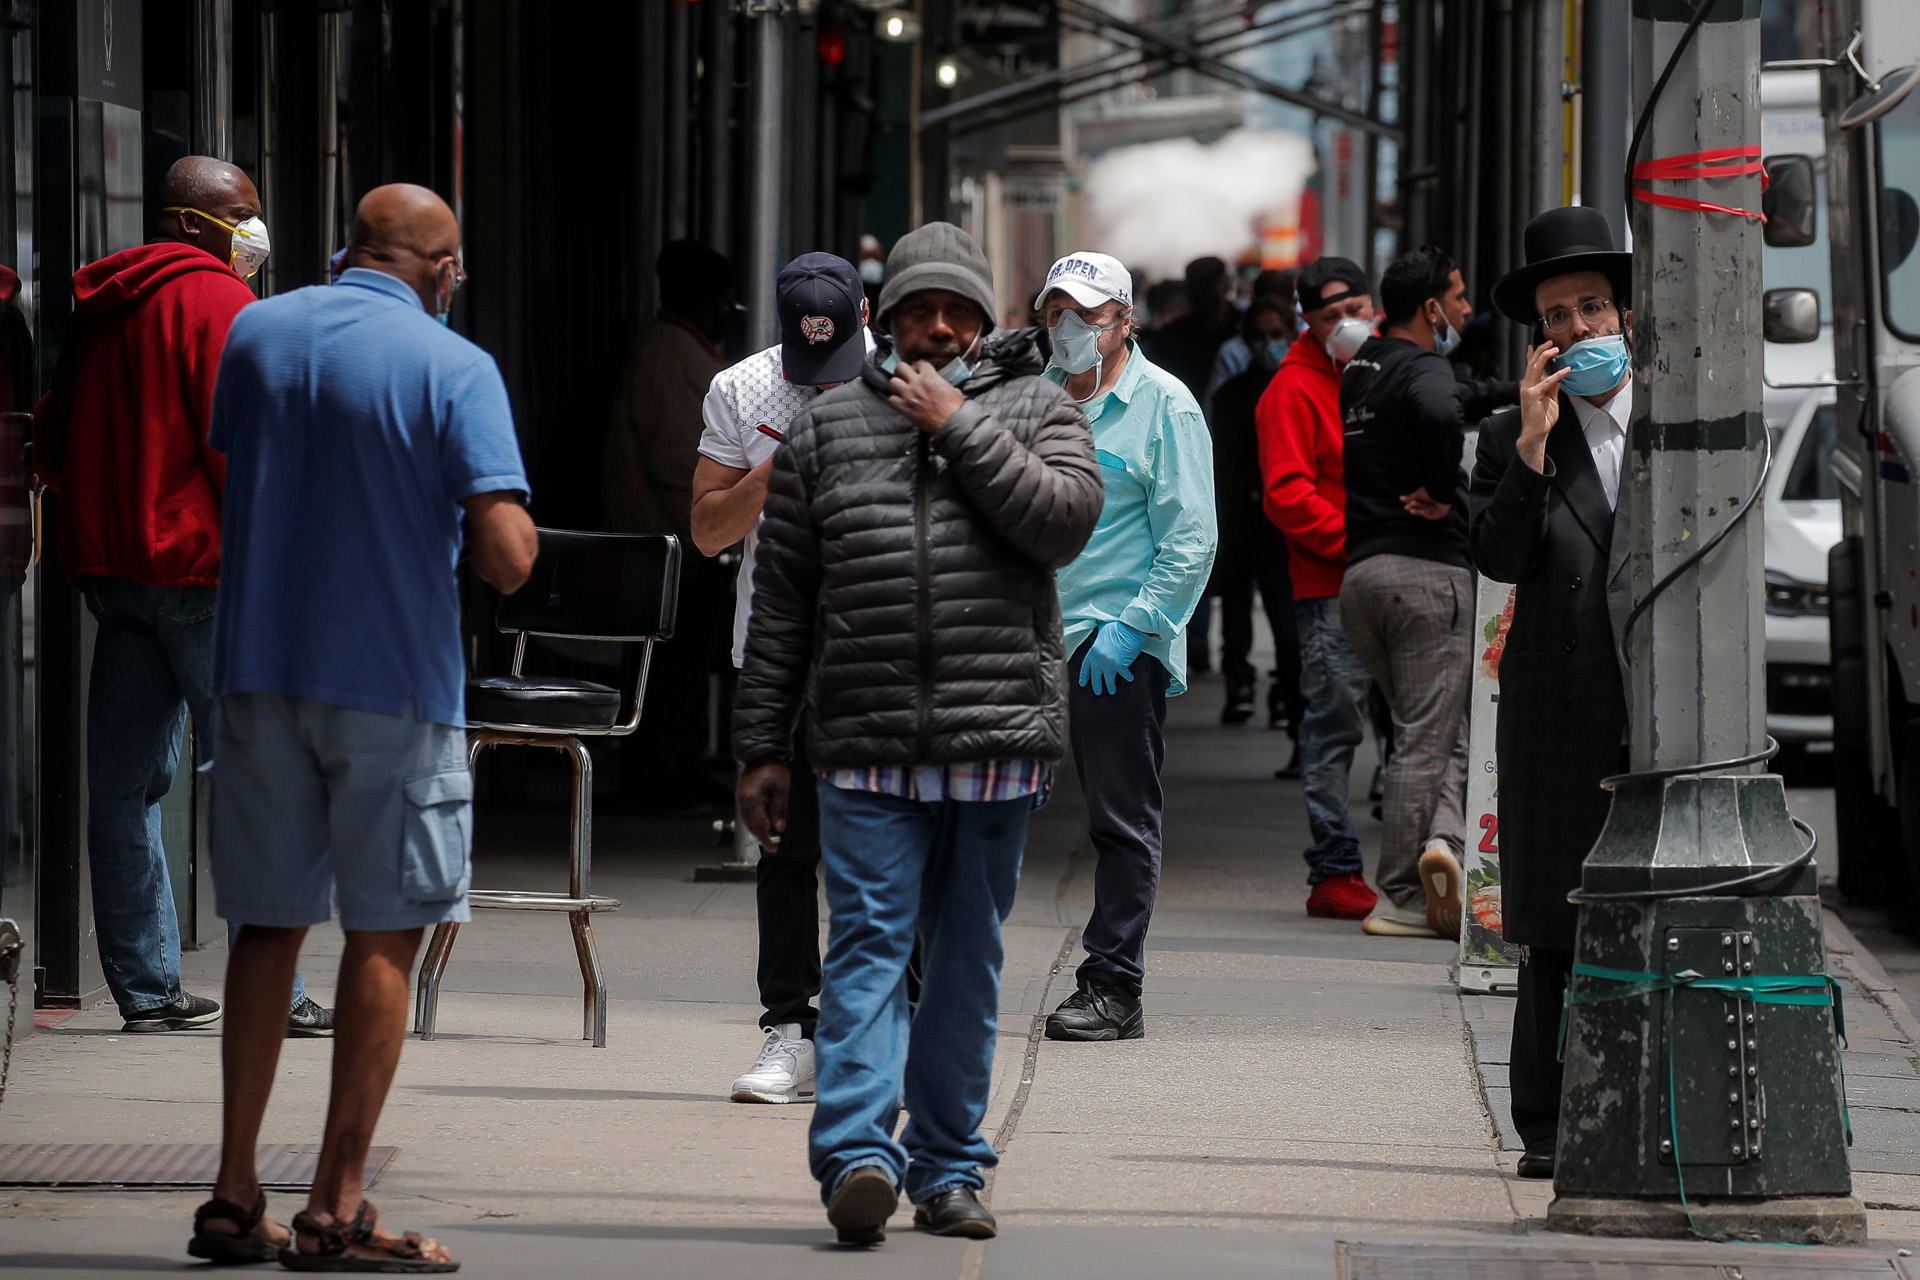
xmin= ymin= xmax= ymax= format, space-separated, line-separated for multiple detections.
xmin=1069 ymin=637 xmax=1171 ymax=998
xmin=1219 ymin=519 xmax=1304 ymax=733
xmin=756 ymin=752 xmax=822 ymax=1037
xmin=1511 ymin=945 xmax=1573 ymax=1149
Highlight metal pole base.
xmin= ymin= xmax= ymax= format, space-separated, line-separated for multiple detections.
xmin=1546 ymin=1194 xmax=1867 ymax=1246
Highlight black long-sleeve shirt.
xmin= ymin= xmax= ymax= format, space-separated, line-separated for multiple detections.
xmin=1339 ymin=334 xmax=1469 ymax=570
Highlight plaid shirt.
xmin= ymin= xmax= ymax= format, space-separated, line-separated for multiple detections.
xmin=819 ymin=759 xmax=1051 ymax=806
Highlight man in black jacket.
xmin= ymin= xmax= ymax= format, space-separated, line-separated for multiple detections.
xmin=1467 ymin=206 xmax=1635 ymax=1181
xmin=733 ymin=221 xmax=1103 ymax=1246
xmin=1338 ymin=248 xmax=1505 ymax=941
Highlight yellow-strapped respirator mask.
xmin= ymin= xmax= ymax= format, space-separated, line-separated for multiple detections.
xmin=165 ymin=207 xmax=271 ymax=279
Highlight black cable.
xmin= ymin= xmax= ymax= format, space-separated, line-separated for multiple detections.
xmin=1567 ymin=815 xmax=1818 ymax=904
xmin=1601 ymin=735 xmax=1780 ymax=790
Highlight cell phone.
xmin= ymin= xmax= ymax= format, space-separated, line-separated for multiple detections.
xmin=755 ymin=424 xmax=785 ymax=443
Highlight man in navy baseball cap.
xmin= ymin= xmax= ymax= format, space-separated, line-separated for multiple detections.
xmin=778 ymin=252 xmax=867 ymax=385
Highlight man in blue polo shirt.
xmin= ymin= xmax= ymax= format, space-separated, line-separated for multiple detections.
xmin=190 ymin=184 xmax=535 ymax=1270
xmin=1038 ymin=251 xmax=1217 ymax=1043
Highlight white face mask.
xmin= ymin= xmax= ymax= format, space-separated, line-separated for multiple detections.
xmin=1048 ymin=309 xmax=1123 ymax=376
xmin=229 ymin=217 xmax=271 ymax=279
xmin=1324 ymin=316 xmax=1371 ymax=364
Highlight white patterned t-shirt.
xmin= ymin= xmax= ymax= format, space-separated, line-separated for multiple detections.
xmin=698 ymin=336 xmax=873 ymax=667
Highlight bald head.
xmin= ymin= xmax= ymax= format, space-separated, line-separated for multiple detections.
xmin=348 ymin=184 xmax=463 ymax=317
xmin=157 ymin=156 xmax=259 ymax=265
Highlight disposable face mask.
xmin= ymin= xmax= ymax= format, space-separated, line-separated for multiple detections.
xmin=858 ymin=258 xmax=885 ymax=285
xmin=1048 ymin=309 xmax=1121 ymax=376
xmin=1256 ymin=337 xmax=1288 ymax=371
xmin=1429 ymin=303 xmax=1461 ymax=357
xmin=881 ymin=335 xmax=979 ymax=388
xmin=1324 ymin=317 xmax=1371 ymax=364
xmin=166 ymin=207 xmax=271 ymax=279
xmin=1553 ymin=333 xmax=1631 ymax=397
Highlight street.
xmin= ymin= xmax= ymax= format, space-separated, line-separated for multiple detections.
xmin=4 ymin=657 xmax=1919 ymax=1277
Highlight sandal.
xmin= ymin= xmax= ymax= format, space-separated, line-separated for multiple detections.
xmin=279 ymin=1201 xmax=459 ymax=1273
xmin=188 ymin=1189 xmax=284 ymax=1264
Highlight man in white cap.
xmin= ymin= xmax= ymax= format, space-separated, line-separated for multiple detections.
xmin=1037 ymin=252 xmax=1217 ymax=1042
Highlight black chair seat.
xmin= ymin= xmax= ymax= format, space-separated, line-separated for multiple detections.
xmin=467 ymin=676 xmax=622 ymax=729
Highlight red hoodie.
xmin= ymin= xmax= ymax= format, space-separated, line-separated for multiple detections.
xmin=1255 ymin=334 xmax=1349 ymax=600
xmin=35 ymin=242 xmax=255 ymax=587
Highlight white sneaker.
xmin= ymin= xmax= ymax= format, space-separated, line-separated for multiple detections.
xmin=730 ymin=1023 xmax=817 ymax=1104
xmin=1418 ymin=840 xmax=1464 ymax=939
xmin=1362 ymin=897 xmax=1441 ymax=938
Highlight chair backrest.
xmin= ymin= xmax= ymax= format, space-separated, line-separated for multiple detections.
xmin=495 ymin=529 xmax=681 ymax=642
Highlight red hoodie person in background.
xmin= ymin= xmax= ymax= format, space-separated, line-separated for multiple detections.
xmin=34 ymin=158 xmax=330 ymax=1071
xmin=1253 ymin=256 xmax=1382 ymax=925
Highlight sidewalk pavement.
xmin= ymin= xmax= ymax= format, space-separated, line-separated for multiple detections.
xmin=4 ymin=674 xmax=1920 ymax=1277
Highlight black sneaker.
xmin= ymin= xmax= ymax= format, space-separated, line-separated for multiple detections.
xmin=1220 ymin=678 xmax=1255 ymax=726
xmin=122 ymin=993 xmax=221 ymax=1033
xmin=1044 ymin=975 xmax=1143 ymax=1042
xmin=913 ymin=1187 xmax=996 ymax=1238
xmin=286 ymin=995 xmax=335 ymax=1037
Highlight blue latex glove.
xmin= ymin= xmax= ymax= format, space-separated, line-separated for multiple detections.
xmin=1079 ymin=621 xmax=1146 ymax=696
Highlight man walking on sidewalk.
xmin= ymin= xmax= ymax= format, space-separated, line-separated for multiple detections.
xmin=1337 ymin=247 xmax=1489 ymax=940
xmin=1254 ymin=257 xmax=1380 ymax=921
xmin=692 ymin=251 xmax=872 ymax=1105
xmin=190 ymin=184 xmax=535 ymax=1269
xmin=1469 ymin=206 xmax=1635 ymax=1181
xmin=33 ymin=156 xmax=328 ymax=1035
xmin=1038 ymin=251 xmax=1217 ymax=1044
xmin=734 ymin=222 xmax=1101 ymax=1245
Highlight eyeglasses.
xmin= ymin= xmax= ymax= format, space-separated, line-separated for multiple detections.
xmin=1541 ymin=297 xmax=1614 ymax=336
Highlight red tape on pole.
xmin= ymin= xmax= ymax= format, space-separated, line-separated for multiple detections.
xmin=1631 ymin=145 xmax=1769 ymax=223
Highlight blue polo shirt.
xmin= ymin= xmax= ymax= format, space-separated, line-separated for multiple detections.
xmin=210 ymin=268 xmax=529 ymax=726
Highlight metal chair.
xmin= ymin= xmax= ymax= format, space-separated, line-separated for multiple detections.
xmin=414 ymin=529 xmax=680 ymax=1048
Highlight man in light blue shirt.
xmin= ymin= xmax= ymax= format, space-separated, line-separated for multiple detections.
xmin=1037 ymin=251 xmax=1217 ymax=1042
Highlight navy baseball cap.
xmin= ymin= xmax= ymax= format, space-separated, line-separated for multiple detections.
xmin=778 ymin=253 xmax=866 ymax=385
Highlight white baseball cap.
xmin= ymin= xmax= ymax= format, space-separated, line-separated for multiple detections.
xmin=1033 ymin=251 xmax=1134 ymax=311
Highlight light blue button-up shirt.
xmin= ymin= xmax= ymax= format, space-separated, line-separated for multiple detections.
xmin=1048 ymin=341 xmax=1218 ymax=696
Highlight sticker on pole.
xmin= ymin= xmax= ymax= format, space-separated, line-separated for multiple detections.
xmin=1460 ymin=575 xmax=1521 ymax=992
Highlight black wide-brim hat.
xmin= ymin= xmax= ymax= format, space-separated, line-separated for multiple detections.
xmin=1491 ymin=206 xmax=1633 ymax=324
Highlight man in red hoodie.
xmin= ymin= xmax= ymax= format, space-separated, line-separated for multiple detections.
xmin=1254 ymin=257 xmax=1379 ymax=921
xmin=35 ymin=157 xmax=325 ymax=1034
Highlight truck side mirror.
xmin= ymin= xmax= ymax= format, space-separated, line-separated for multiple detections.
xmin=1763 ymin=155 xmax=1818 ymax=248
xmin=1763 ymin=288 xmax=1821 ymax=344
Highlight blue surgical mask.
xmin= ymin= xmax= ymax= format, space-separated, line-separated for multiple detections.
xmin=1426 ymin=302 xmax=1461 ymax=357
xmin=882 ymin=338 xmax=977 ymax=387
xmin=1256 ymin=337 xmax=1288 ymax=371
xmin=1553 ymin=333 xmax=1630 ymax=397
xmin=1048 ymin=309 xmax=1122 ymax=376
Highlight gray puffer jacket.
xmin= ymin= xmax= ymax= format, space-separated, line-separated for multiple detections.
xmin=732 ymin=328 xmax=1104 ymax=768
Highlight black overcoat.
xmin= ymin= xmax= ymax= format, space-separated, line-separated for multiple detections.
xmin=1467 ymin=393 xmax=1631 ymax=949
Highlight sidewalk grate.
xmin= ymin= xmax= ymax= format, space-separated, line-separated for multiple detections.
xmin=1337 ymin=1240 xmax=1915 ymax=1278
xmin=0 ymin=1144 xmax=395 ymax=1189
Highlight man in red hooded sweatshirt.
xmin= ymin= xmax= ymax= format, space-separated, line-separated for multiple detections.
xmin=1254 ymin=257 xmax=1380 ymax=923
xmin=35 ymin=157 xmax=326 ymax=1034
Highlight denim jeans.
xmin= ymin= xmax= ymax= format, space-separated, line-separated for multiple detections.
xmin=1293 ymin=596 xmax=1370 ymax=884
xmin=809 ymin=782 xmax=1029 ymax=1204
xmin=82 ymin=578 xmax=304 ymax=1014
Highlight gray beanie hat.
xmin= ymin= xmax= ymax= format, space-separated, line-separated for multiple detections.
xmin=874 ymin=221 xmax=998 ymax=334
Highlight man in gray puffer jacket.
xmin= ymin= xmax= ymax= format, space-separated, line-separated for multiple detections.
xmin=734 ymin=221 xmax=1102 ymax=1246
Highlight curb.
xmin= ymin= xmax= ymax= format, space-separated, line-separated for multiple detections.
xmin=1822 ymin=904 xmax=1920 ymax=1056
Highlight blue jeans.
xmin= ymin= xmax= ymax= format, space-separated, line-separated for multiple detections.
xmin=1293 ymin=596 xmax=1369 ymax=884
xmin=809 ymin=783 xmax=1029 ymax=1204
xmin=82 ymin=579 xmax=304 ymax=1015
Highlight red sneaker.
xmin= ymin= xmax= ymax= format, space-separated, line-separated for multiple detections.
xmin=1307 ymin=871 xmax=1379 ymax=920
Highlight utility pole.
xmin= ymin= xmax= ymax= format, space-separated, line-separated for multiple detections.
xmin=1546 ymin=2 xmax=1863 ymax=1243
xmin=747 ymin=0 xmax=788 ymax=353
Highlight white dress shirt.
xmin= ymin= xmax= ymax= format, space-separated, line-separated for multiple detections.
xmin=1567 ymin=379 xmax=1632 ymax=511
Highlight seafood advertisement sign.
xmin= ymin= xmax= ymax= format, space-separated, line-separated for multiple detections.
xmin=1459 ymin=574 xmax=1521 ymax=992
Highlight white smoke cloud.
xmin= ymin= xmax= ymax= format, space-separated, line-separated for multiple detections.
xmin=1083 ymin=129 xmax=1318 ymax=279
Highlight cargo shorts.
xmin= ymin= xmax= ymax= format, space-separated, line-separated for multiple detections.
xmin=210 ymin=691 xmax=474 ymax=932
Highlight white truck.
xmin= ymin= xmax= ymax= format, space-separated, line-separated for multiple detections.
xmin=1779 ymin=0 xmax=1920 ymax=906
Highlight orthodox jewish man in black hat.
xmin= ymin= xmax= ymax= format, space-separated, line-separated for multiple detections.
xmin=1467 ymin=206 xmax=1635 ymax=1181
